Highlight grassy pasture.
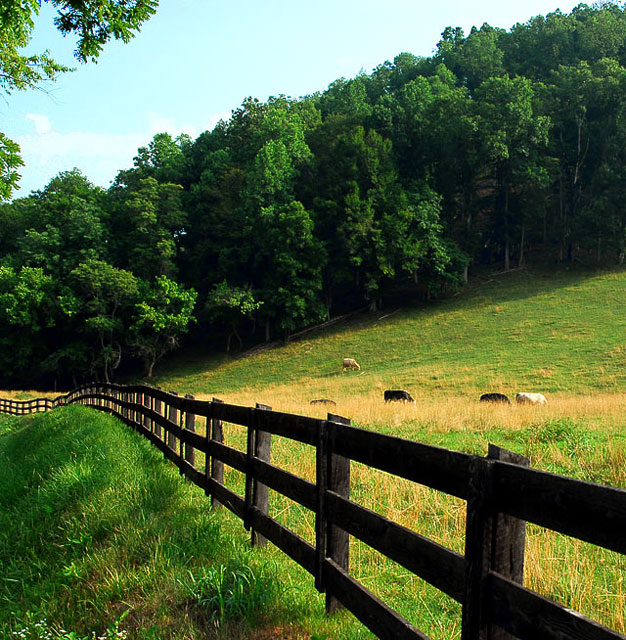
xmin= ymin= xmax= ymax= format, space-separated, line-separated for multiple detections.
xmin=2 ymin=266 xmax=626 ymax=638
xmin=155 ymin=267 xmax=626 ymax=398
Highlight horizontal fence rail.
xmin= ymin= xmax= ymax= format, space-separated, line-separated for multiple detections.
xmin=1 ymin=383 xmax=625 ymax=640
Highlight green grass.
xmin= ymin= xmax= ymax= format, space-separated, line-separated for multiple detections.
xmin=0 ymin=408 xmax=355 ymax=640
xmin=154 ymin=266 xmax=626 ymax=398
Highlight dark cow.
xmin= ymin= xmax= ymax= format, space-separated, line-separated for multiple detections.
xmin=310 ymin=398 xmax=337 ymax=407
xmin=384 ymin=389 xmax=415 ymax=403
xmin=479 ymin=393 xmax=511 ymax=405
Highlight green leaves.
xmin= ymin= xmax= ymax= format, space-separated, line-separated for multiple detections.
xmin=0 ymin=133 xmax=23 ymax=201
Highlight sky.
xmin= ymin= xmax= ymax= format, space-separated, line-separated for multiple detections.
xmin=2 ymin=0 xmax=583 ymax=197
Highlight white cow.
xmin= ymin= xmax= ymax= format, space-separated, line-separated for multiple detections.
xmin=343 ymin=358 xmax=361 ymax=371
xmin=516 ymin=392 xmax=548 ymax=406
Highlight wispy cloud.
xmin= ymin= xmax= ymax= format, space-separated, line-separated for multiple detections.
xmin=25 ymin=113 xmax=52 ymax=135
xmin=14 ymin=110 xmax=227 ymax=195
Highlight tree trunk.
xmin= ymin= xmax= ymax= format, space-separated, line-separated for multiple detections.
xmin=518 ymin=222 xmax=526 ymax=268
xmin=265 ymin=320 xmax=270 ymax=342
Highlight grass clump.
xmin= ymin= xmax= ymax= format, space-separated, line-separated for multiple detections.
xmin=179 ymin=558 xmax=283 ymax=627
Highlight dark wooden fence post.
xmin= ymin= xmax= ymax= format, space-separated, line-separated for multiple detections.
xmin=251 ymin=402 xmax=271 ymax=547
xmin=461 ymin=445 xmax=530 ymax=640
xmin=167 ymin=392 xmax=179 ymax=452
xmin=325 ymin=413 xmax=351 ymax=614
xmin=315 ymin=419 xmax=328 ymax=593
xmin=143 ymin=388 xmax=151 ymax=433
xmin=209 ymin=398 xmax=224 ymax=508
xmin=184 ymin=394 xmax=196 ymax=468
xmin=153 ymin=387 xmax=162 ymax=440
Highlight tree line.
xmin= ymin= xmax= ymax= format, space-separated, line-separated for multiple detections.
xmin=2 ymin=2 xmax=626 ymax=386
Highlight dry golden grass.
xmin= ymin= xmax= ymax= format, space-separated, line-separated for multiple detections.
xmin=193 ymin=386 xmax=626 ymax=435
xmin=191 ymin=387 xmax=626 ymax=636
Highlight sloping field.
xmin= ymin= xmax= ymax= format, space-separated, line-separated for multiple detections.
xmin=0 ymin=408 xmax=345 ymax=640
xmin=157 ymin=267 xmax=626 ymax=402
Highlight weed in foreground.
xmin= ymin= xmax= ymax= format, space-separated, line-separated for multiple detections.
xmin=11 ymin=612 xmax=129 ymax=640
xmin=179 ymin=559 xmax=283 ymax=628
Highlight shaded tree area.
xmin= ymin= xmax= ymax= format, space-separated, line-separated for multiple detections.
xmin=4 ymin=2 xmax=626 ymax=385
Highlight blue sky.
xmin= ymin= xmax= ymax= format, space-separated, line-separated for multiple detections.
xmin=3 ymin=0 xmax=581 ymax=197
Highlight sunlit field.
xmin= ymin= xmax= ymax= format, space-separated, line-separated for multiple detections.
xmin=3 ymin=268 xmax=626 ymax=638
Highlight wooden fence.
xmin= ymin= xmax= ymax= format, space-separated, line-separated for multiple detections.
xmin=1 ymin=383 xmax=625 ymax=640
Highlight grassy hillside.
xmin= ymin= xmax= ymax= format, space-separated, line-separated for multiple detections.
xmin=144 ymin=265 xmax=626 ymax=639
xmin=155 ymin=266 xmax=626 ymax=403
xmin=0 ymin=408 xmax=355 ymax=640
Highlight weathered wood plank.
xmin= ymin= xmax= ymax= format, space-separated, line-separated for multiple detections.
xmin=206 ymin=478 xmax=245 ymax=519
xmin=487 ymin=445 xmax=530 ymax=640
xmin=324 ymin=559 xmax=432 ymax=640
xmin=211 ymin=401 xmax=251 ymax=426
xmin=462 ymin=456 xmax=495 ymax=640
xmin=253 ymin=407 xmax=319 ymax=445
xmin=251 ymin=403 xmax=272 ymax=547
xmin=184 ymin=394 xmax=196 ymax=468
xmin=492 ymin=460 xmax=626 ymax=555
xmin=326 ymin=414 xmax=351 ymax=614
xmin=329 ymin=422 xmax=472 ymax=499
xmin=327 ymin=491 xmax=465 ymax=603
xmin=210 ymin=398 xmax=225 ymax=510
xmin=315 ymin=419 xmax=328 ymax=592
xmin=488 ymin=572 xmax=626 ymax=640
xmin=251 ymin=458 xmax=316 ymax=512
xmin=211 ymin=441 xmax=246 ymax=473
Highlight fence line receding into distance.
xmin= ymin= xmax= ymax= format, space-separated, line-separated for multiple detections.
xmin=1 ymin=383 xmax=625 ymax=640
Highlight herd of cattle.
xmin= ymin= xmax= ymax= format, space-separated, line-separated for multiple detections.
xmin=308 ymin=358 xmax=549 ymax=406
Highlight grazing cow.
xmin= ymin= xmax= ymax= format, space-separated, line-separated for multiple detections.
xmin=480 ymin=393 xmax=511 ymax=405
xmin=384 ymin=389 xmax=415 ymax=403
xmin=343 ymin=358 xmax=361 ymax=371
xmin=310 ymin=398 xmax=337 ymax=407
xmin=516 ymin=392 xmax=548 ymax=406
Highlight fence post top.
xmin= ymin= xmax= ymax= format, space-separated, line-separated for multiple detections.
xmin=327 ymin=413 xmax=351 ymax=426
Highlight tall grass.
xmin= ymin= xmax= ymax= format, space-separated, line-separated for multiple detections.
xmin=184 ymin=390 xmax=626 ymax=638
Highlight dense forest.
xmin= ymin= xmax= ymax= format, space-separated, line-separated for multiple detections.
xmin=2 ymin=2 xmax=626 ymax=386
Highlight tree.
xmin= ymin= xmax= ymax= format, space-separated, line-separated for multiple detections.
xmin=71 ymin=259 xmax=138 ymax=382
xmin=0 ymin=0 xmax=158 ymax=199
xmin=108 ymin=176 xmax=186 ymax=280
xmin=475 ymin=75 xmax=550 ymax=269
xmin=130 ymin=275 xmax=197 ymax=377
xmin=14 ymin=169 xmax=108 ymax=277
xmin=0 ymin=265 xmax=55 ymax=383
xmin=205 ymin=280 xmax=262 ymax=352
